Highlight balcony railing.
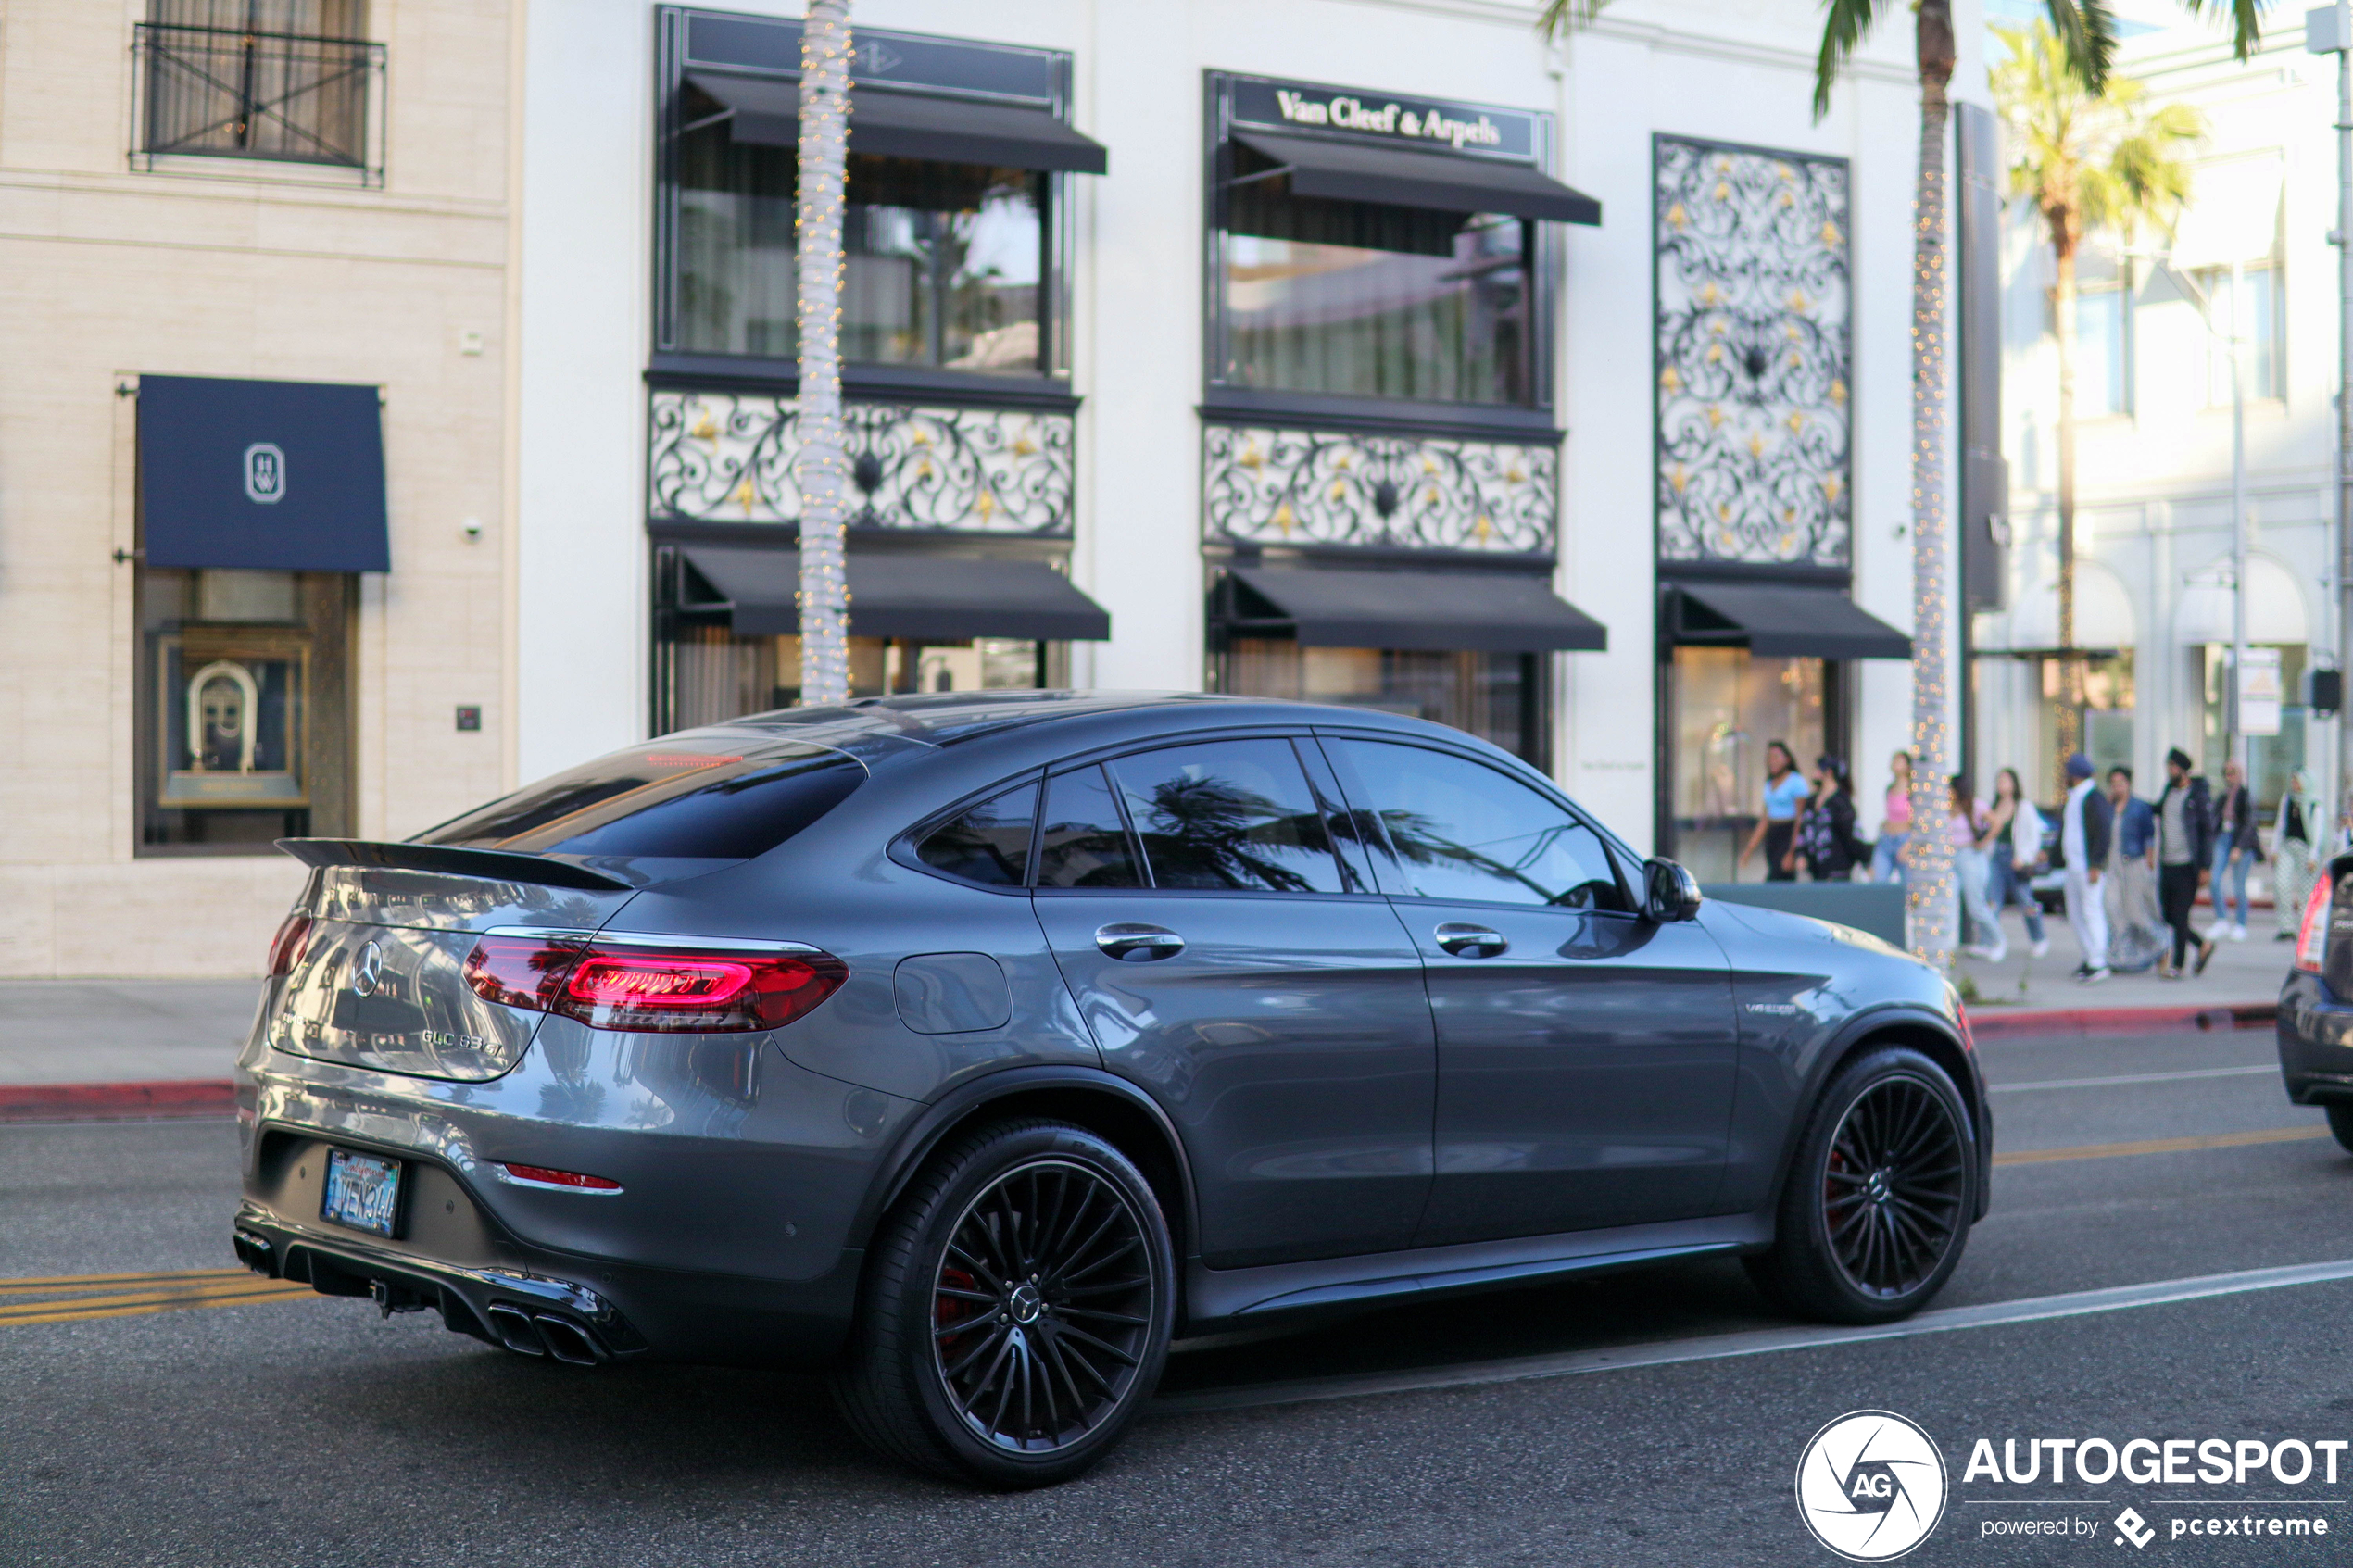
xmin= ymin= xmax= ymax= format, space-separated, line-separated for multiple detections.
xmin=132 ymin=22 xmax=383 ymax=181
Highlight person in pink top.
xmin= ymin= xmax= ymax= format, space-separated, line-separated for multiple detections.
xmin=1869 ymin=750 xmax=1914 ymax=884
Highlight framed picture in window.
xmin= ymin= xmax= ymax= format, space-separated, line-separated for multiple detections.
xmin=154 ymin=629 xmax=310 ymax=808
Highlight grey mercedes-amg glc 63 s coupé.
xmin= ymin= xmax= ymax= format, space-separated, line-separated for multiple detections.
xmin=231 ymin=692 xmax=1990 ymax=1486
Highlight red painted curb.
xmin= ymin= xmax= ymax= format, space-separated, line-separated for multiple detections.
xmin=1965 ymin=1002 xmax=2279 ymax=1041
xmin=0 ymin=1079 xmax=236 ymax=1122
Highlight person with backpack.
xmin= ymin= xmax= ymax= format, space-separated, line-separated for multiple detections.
xmin=1794 ymin=755 xmax=1871 ymax=881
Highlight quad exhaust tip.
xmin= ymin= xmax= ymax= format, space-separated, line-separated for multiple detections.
xmin=484 ymin=1302 xmax=605 ymax=1365
xmin=232 ymin=1228 xmax=275 ymax=1275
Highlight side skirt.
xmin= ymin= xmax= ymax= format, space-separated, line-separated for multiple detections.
xmin=1183 ymin=1211 xmax=1773 ymax=1326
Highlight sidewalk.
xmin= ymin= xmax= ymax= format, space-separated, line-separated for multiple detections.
xmin=1953 ymin=902 xmax=2287 ymax=1012
xmin=0 ymin=979 xmax=260 ymax=1087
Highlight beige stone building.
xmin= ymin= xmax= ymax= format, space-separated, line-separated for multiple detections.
xmin=0 ymin=0 xmax=517 ymax=977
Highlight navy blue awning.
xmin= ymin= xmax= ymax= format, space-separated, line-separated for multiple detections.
xmin=681 ymin=546 xmax=1112 ymax=641
xmin=137 ymin=375 xmax=390 ymax=572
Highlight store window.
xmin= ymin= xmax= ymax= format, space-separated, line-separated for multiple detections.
xmin=1217 ymin=153 xmax=1532 ymax=405
xmin=673 ymin=119 xmax=1051 ymax=371
xmin=1217 ymin=641 xmax=1541 ymax=766
xmin=1665 ymin=646 xmax=1829 ymax=884
xmin=665 ymin=628 xmax=1061 ymax=731
xmin=135 ymin=568 xmax=354 ymax=852
xmin=2076 ymin=282 xmax=2133 ymax=417
xmin=2198 ymin=264 xmax=2284 ymax=404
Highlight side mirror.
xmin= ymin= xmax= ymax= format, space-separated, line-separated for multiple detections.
xmin=1644 ymin=858 xmax=1703 ymax=922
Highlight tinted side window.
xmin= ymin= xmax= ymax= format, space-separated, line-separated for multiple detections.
xmin=416 ymin=740 xmax=863 ymax=861
xmin=1107 ymin=739 xmax=1346 ymax=894
xmin=1036 ymin=766 xmax=1145 ymax=889
xmin=1327 ymin=740 xmax=1630 ymax=911
xmin=915 ymin=780 xmax=1038 ymax=886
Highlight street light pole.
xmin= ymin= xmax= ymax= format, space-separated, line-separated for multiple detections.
xmin=2231 ymin=257 xmax=2249 ymax=772
xmin=2313 ymin=3 xmax=2353 ymax=829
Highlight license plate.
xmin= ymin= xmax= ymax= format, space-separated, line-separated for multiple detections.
xmin=321 ymin=1148 xmax=403 ymax=1236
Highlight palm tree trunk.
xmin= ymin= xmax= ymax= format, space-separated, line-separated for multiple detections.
xmin=2051 ymin=238 xmax=2082 ymax=792
xmin=795 ymin=1 xmax=853 ymax=705
xmin=1904 ymin=0 xmax=1959 ymax=969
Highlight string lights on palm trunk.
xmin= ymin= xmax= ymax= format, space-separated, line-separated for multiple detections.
xmin=794 ymin=1 xmax=853 ymax=707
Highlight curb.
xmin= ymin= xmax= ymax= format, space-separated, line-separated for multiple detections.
xmin=0 ymin=1079 xmax=236 ymax=1123
xmin=1965 ymin=1002 xmax=2279 ymax=1041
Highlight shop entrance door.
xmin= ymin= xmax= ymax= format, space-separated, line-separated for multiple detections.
xmin=1665 ymin=646 xmax=1828 ymax=883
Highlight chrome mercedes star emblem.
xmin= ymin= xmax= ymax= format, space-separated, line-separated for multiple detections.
xmin=350 ymin=940 xmax=385 ymax=998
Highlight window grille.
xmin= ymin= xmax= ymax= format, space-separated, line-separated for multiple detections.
xmin=132 ymin=1 xmax=381 ymax=180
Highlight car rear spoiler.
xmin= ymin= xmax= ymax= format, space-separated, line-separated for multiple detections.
xmin=274 ymin=838 xmax=634 ymax=893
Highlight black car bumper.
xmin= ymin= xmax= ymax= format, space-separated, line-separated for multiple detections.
xmin=2278 ymin=971 xmax=2353 ymax=1105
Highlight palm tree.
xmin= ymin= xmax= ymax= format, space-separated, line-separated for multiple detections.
xmin=795 ymin=1 xmax=853 ymax=705
xmin=1994 ymin=22 xmax=2201 ymax=793
xmin=1537 ymin=0 xmax=2258 ymax=971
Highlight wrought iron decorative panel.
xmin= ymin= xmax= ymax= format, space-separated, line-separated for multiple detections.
xmin=1202 ymin=424 xmax=1554 ymax=554
xmin=648 ymin=390 xmax=1074 ymax=535
xmin=1655 ymin=137 xmax=1851 ymax=568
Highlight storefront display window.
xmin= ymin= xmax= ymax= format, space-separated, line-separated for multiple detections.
xmin=674 ymin=120 xmax=1050 ymax=371
xmin=2202 ymin=643 xmax=2305 ymax=807
xmin=1219 ymin=157 xmax=1530 ymax=405
xmin=136 ymin=568 xmax=353 ymax=852
xmin=664 ymin=626 xmax=1060 ymax=731
xmin=1666 ymin=646 xmax=1826 ymax=883
xmin=1216 ymin=639 xmax=1541 ymax=766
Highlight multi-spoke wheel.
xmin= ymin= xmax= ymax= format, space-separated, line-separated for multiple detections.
xmin=832 ymin=1120 xmax=1175 ymax=1487
xmin=1747 ymin=1047 xmax=1978 ymax=1325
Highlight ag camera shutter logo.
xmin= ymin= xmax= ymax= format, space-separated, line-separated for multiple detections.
xmin=1796 ymin=1410 xmax=1948 ymax=1561
xmin=243 ymin=442 xmax=287 ymax=504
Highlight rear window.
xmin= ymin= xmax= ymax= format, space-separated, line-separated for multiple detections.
xmin=416 ymin=740 xmax=865 ymax=861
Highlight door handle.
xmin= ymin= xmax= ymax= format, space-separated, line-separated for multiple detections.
xmin=1434 ymin=922 xmax=1507 ymax=958
xmin=1095 ymin=923 xmax=1186 ymax=961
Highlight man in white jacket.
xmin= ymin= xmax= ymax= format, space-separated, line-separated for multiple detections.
xmin=2059 ymin=752 xmax=2112 ymax=984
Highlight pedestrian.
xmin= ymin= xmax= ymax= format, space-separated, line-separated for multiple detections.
xmin=1794 ymin=755 xmax=1869 ymax=881
xmin=1870 ymin=750 xmax=1915 ymax=885
xmin=2152 ymin=747 xmax=2216 ymax=978
xmin=2272 ymin=768 xmax=2323 ymax=941
xmin=2208 ymin=759 xmax=2259 ymax=941
xmin=1952 ymin=774 xmax=2003 ymax=959
xmin=1977 ymin=766 xmax=2047 ymax=962
xmin=1739 ymin=739 xmax=1806 ymax=883
xmin=2057 ymin=752 xmax=2113 ymax=983
xmin=2102 ymin=765 xmax=2166 ymax=973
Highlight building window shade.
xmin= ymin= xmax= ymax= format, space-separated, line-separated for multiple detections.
xmin=136 ymin=375 xmax=390 ymax=573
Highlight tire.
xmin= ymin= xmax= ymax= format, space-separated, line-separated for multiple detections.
xmin=2326 ymin=1102 xmax=2353 ymax=1154
xmin=831 ymin=1119 xmax=1176 ymax=1488
xmin=1745 ymin=1047 xmax=1978 ymax=1325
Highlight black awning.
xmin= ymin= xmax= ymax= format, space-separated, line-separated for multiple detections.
xmin=688 ymin=74 xmax=1108 ymax=174
xmin=1671 ymin=581 xmax=1911 ymax=660
xmin=1230 ymin=130 xmax=1599 ymax=226
xmin=136 ymin=374 xmax=389 ymax=572
xmin=1227 ymin=566 xmax=1605 ymax=653
xmin=681 ymin=546 xmax=1111 ymax=641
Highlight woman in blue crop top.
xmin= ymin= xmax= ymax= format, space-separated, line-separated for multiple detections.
xmin=1739 ymin=740 xmax=1806 ymax=882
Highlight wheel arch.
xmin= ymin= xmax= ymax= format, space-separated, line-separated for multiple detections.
xmin=854 ymin=1066 xmax=1200 ymax=1267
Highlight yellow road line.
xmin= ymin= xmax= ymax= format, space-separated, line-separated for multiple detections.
xmin=0 ymin=1279 xmax=308 ymax=1315
xmin=0 ymin=1267 xmax=257 ymax=1291
xmin=1996 ymin=1125 xmax=2333 ymax=1167
xmin=1 ymin=1288 xmax=316 ymax=1328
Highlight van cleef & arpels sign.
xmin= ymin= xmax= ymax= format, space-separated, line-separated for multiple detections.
xmin=1227 ymin=76 xmax=1537 ymax=161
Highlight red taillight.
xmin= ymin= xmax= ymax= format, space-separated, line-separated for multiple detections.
xmin=499 ymin=1162 xmax=622 ymax=1192
xmin=267 ymin=914 xmax=312 ymax=977
xmin=461 ymin=935 xmax=845 ymax=1033
xmin=2296 ymin=872 xmax=2335 ymax=974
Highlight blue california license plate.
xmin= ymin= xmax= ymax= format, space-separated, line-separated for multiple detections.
xmin=321 ymin=1148 xmax=402 ymax=1236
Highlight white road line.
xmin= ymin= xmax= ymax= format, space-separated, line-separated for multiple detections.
xmin=1989 ymin=1064 xmax=2277 ymax=1093
xmin=1151 ymin=1257 xmax=2353 ymax=1416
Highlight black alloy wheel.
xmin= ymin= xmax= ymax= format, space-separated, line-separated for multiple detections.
xmin=931 ymin=1160 xmax=1154 ymax=1453
xmin=833 ymin=1119 xmax=1175 ymax=1487
xmin=1819 ymin=1075 xmax=1969 ymax=1299
xmin=1747 ymin=1047 xmax=1976 ymax=1325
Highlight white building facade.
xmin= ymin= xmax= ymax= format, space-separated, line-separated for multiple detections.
xmin=1982 ymin=11 xmax=2339 ymax=822
xmin=511 ymin=0 xmax=1984 ymax=887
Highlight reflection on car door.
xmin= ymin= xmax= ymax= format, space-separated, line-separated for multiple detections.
xmin=1322 ymin=736 xmax=1739 ymax=1247
xmin=1028 ymin=738 xmax=1436 ymax=1269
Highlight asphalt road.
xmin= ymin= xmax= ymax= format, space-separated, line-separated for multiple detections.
xmin=6 ymin=1025 xmax=2353 ymax=1567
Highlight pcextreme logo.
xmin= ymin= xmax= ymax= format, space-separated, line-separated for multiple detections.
xmin=1796 ymin=1411 xmax=1950 ymax=1561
